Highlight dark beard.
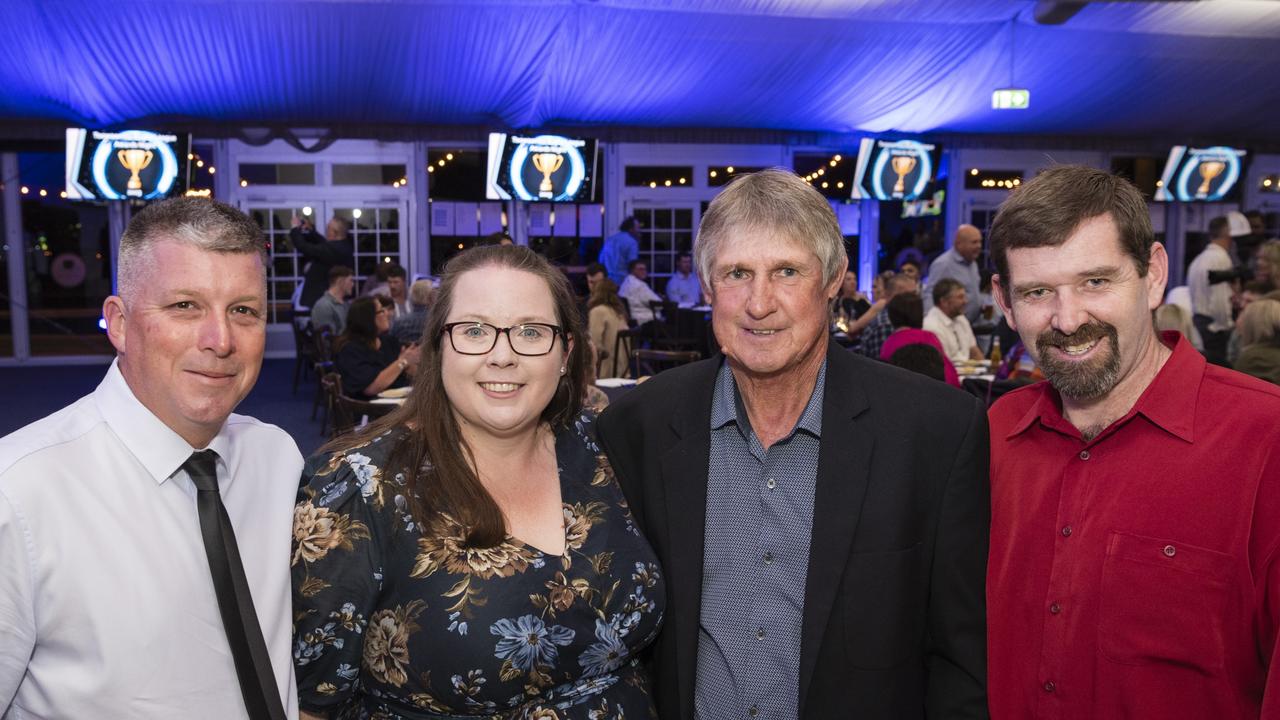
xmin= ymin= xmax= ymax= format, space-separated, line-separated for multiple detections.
xmin=1034 ymin=322 xmax=1121 ymax=400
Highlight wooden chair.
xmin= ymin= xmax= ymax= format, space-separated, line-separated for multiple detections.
xmin=322 ymin=372 xmax=396 ymax=439
xmin=310 ymin=327 xmax=336 ymax=428
xmin=611 ymin=327 xmax=637 ymax=379
xmin=630 ymin=348 xmax=701 ymax=377
xmin=289 ymin=310 xmax=316 ymax=395
xmin=647 ymin=299 xmax=698 ymax=351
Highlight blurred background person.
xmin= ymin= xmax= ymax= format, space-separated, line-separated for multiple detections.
xmin=858 ymin=272 xmax=919 ymax=359
xmin=600 ymin=216 xmax=643 ymax=285
xmin=310 ymin=265 xmax=354 ymax=335
xmin=293 ymin=244 xmax=664 ymax=719
xmin=878 ymin=292 xmax=960 ymax=387
xmin=1189 ymin=213 xmax=1247 ymax=365
xmin=1154 ymin=302 xmax=1202 ymax=353
xmin=391 ymin=278 xmax=435 ymax=345
xmin=666 ymin=252 xmax=703 ymax=307
xmin=619 ymin=259 xmax=662 ymax=329
xmin=897 ymin=258 xmax=922 ymax=283
xmin=923 ymin=277 xmax=983 ymax=363
xmin=831 ymin=268 xmax=884 ymax=340
xmin=332 ymin=296 xmax=419 ymax=398
xmin=1255 ymin=239 xmax=1280 ymax=293
xmin=588 ymin=277 xmax=630 ymax=379
xmin=291 ymin=214 xmax=354 ymax=309
xmin=924 ymin=223 xmax=983 ymax=323
xmin=362 ymin=263 xmax=410 ymax=318
xmin=1233 ymin=298 xmax=1280 ymax=385
xmin=887 ymin=343 xmax=948 ymax=384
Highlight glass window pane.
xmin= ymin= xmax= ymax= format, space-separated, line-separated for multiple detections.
xmin=332 ymin=164 xmax=407 ymax=186
xmin=238 ymin=163 xmax=316 ymax=186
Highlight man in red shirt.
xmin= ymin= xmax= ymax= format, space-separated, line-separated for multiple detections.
xmin=986 ymin=164 xmax=1280 ymax=718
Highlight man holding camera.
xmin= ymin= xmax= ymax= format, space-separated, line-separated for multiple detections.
xmin=1188 ymin=212 xmax=1250 ymax=365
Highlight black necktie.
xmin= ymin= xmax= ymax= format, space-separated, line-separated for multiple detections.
xmin=184 ymin=450 xmax=287 ymax=720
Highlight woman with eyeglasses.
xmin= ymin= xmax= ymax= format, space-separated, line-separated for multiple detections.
xmin=332 ymin=295 xmax=421 ymax=398
xmin=292 ymin=245 xmax=665 ymax=720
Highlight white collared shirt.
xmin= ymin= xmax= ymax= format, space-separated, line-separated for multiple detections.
xmin=0 ymin=361 xmax=302 ymax=719
xmin=619 ymin=274 xmax=662 ymax=325
xmin=1188 ymin=242 xmax=1235 ymax=332
xmin=923 ymin=305 xmax=979 ymax=363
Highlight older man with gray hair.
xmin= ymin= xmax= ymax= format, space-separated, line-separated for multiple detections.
xmin=598 ymin=169 xmax=989 ymax=719
xmin=0 ymin=198 xmax=301 ymax=719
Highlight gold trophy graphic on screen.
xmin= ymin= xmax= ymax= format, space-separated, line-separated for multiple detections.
xmin=117 ymin=147 xmax=154 ymax=197
xmin=891 ymin=154 xmax=917 ymax=198
xmin=1195 ymin=158 xmax=1226 ymax=199
xmin=532 ymin=152 xmax=564 ymax=199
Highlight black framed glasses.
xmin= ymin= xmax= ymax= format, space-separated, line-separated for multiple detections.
xmin=441 ymin=322 xmax=564 ymax=356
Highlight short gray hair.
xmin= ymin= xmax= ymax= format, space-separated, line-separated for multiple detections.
xmin=117 ymin=197 xmax=267 ymax=301
xmin=695 ymin=168 xmax=846 ymax=289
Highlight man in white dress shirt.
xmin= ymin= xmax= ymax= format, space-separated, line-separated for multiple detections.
xmin=0 ymin=198 xmax=302 ymax=719
xmin=923 ymin=277 xmax=983 ymax=363
xmin=619 ymin=258 xmax=664 ymax=326
xmin=1188 ymin=213 xmax=1247 ymax=365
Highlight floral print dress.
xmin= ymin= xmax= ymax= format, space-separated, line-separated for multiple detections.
xmin=292 ymin=413 xmax=665 ymax=720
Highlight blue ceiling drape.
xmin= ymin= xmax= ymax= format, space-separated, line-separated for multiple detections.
xmin=1 ymin=0 xmax=1277 ymax=138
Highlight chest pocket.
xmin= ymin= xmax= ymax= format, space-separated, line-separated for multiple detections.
xmin=1098 ymin=531 xmax=1233 ymax=674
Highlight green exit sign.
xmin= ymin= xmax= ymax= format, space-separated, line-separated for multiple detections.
xmin=992 ymin=88 xmax=1030 ymax=110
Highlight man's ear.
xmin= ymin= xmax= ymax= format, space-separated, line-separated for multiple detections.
xmin=1145 ymin=242 xmax=1170 ymax=311
xmin=826 ymin=256 xmax=850 ymax=301
xmin=991 ymin=275 xmax=1017 ymax=332
xmin=103 ymin=296 xmax=128 ymax=354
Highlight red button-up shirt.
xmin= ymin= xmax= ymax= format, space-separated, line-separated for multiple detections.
xmin=988 ymin=332 xmax=1280 ymax=719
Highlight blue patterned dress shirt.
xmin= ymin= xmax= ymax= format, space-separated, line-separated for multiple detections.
xmin=695 ymin=360 xmax=825 ymax=720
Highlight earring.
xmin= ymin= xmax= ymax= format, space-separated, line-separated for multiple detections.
xmin=560 ymin=366 xmax=567 ymax=375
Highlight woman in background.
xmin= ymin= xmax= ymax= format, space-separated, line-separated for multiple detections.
xmin=878 ymin=292 xmax=961 ymax=388
xmin=1154 ymin=302 xmax=1203 ymax=353
xmin=1234 ymin=298 xmax=1280 ymax=385
xmin=332 ymin=296 xmax=419 ymax=398
xmin=587 ymin=278 xmax=630 ymax=379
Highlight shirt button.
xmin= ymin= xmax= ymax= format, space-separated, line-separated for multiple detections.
xmin=1163 ymin=545 xmax=1176 ymax=557
xmin=766 ymin=478 xmax=776 ymax=490
xmin=748 ymin=706 xmax=759 ymax=718
xmin=1079 ymin=450 xmax=1090 ymax=460
xmin=763 ymin=552 xmax=774 ymax=565
xmin=1044 ymin=681 xmax=1056 ymax=693
xmin=1061 ymin=525 xmax=1073 ymax=537
xmin=1050 ymin=602 xmax=1062 ymax=614
xmin=756 ymin=628 xmax=766 ymax=640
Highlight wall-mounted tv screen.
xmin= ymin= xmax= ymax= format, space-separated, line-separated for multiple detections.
xmin=65 ymin=128 xmax=190 ymax=201
xmin=485 ymin=132 xmax=599 ymax=203
xmin=1153 ymin=145 xmax=1248 ymax=202
xmin=851 ymin=138 xmax=940 ymax=202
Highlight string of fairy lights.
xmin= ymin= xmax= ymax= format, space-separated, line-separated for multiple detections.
xmin=801 ymin=153 xmax=845 ymax=191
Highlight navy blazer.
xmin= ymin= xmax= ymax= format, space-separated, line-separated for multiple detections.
xmin=597 ymin=341 xmax=990 ymax=719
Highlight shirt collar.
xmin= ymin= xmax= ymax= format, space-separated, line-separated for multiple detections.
xmin=710 ymin=358 xmax=826 ymax=440
xmin=95 ymin=359 xmax=234 ymax=485
xmin=949 ymin=247 xmax=973 ymax=266
xmin=928 ymin=306 xmax=958 ymax=327
xmin=1006 ymin=331 xmax=1200 ymax=443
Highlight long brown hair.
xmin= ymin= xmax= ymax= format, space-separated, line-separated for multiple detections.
xmin=587 ymin=277 xmax=626 ymax=319
xmin=332 ymin=296 xmax=380 ymax=353
xmin=322 ymin=245 xmax=590 ymax=547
